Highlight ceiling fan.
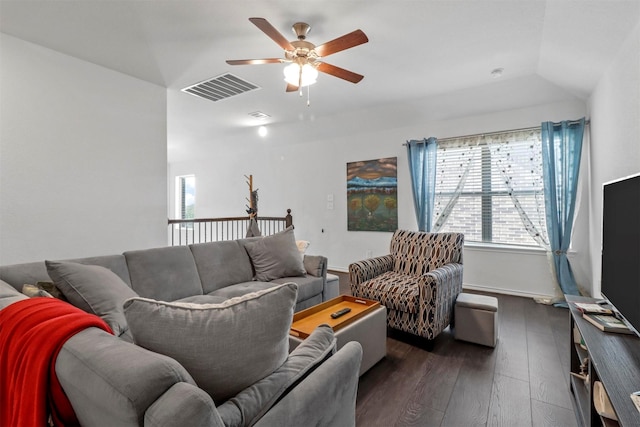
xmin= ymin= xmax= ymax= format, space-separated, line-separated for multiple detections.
xmin=226 ymin=18 xmax=368 ymax=92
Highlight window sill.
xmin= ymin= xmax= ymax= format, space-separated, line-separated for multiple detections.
xmin=464 ymin=242 xmax=546 ymax=255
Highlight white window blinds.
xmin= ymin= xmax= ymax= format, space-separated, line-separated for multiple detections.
xmin=433 ymin=129 xmax=548 ymax=247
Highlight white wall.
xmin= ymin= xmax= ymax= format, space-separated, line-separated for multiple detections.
xmin=0 ymin=34 xmax=168 ymax=264
xmin=587 ymin=20 xmax=640 ymax=297
xmin=170 ymin=98 xmax=587 ymax=298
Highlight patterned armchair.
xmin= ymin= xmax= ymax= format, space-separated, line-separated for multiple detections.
xmin=349 ymin=230 xmax=464 ymax=342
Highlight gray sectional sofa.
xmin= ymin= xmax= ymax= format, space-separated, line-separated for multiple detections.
xmin=0 ymin=231 xmax=362 ymax=426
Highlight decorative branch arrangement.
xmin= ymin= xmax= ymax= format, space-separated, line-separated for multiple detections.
xmin=245 ymin=174 xmax=259 ymax=218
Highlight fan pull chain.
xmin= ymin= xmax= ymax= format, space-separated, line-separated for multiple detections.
xmin=298 ymin=86 xmax=311 ymax=106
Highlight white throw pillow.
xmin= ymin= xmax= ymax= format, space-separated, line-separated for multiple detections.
xmin=296 ymin=240 xmax=310 ymax=259
xmin=123 ymin=283 xmax=298 ymax=403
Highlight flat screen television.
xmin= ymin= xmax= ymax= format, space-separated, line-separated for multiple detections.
xmin=600 ymin=172 xmax=640 ymax=337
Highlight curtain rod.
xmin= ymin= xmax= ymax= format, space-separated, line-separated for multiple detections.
xmin=403 ymin=119 xmax=590 ymax=145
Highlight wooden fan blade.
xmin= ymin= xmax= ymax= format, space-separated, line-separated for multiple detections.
xmin=316 ymin=62 xmax=364 ymax=83
xmin=314 ymin=29 xmax=368 ymax=58
xmin=286 ymin=83 xmax=299 ymax=92
xmin=226 ymin=58 xmax=283 ymax=65
xmin=249 ymin=17 xmax=294 ymax=51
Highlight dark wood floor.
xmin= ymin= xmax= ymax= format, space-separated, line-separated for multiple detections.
xmin=329 ymin=271 xmax=578 ymax=427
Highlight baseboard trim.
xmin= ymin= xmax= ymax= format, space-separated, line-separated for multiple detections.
xmin=462 ymin=283 xmax=554 ymax=300
xmin=329 ymin=266 xmax=555 ymax=301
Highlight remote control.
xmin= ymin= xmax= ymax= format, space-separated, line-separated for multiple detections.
xmin=331 ymin=308 xmax=351 ymax=319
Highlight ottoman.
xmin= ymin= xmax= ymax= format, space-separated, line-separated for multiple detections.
xmin=289 ymin=296 xmax=387 ymax=375
xmin=454 ymin=293 xmax=498 ymax=347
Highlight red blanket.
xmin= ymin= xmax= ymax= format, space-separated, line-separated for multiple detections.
xmin=0 ymin=298 xmax=113 ymax=427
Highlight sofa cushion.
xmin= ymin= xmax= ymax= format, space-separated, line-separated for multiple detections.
xmin=243 ymin=227 xmax=306 ymax=282
xmin=174 ymin=294 xmax=228 ymax=304
xmin=67 ymin=255 xmax=133 ymax=286
xmin=189 ymin=241 xmax=254 ymax=294
xmin=271 ymin=275 xmax=324 ymax=303
xmin=0 ymin=262 xmax=50 ymax=292
xmin=356 ymin=271 xmax=420 ymax=313
xmin=45 ymin=261 xmax=138 ymax=340
xmin=0 ymin=255 xmax=131 ymax=292
xmin=302 ymin=255 xmax=326 ymax=278
xmin=390 ymin=230 xmax=464 ymax=275
xmin=123 ymin=283 xmax=298 ymax=403
xmin=124 ymin=246 xmax=203 ymax=301
xmin=207 ymin=281 xmax=277 ymax=300
xmin=0 ymin=280 xmax=28 ymax=310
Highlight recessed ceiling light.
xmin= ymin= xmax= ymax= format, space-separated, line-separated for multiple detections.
xmin=249 ymin=111 xmax=270 ymax=120
xmin=491 ymin=68 xmax=504 ymax=78
xmin=258 ymin=126 xmax=268 ymax=137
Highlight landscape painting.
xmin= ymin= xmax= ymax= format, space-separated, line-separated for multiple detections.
xmin=347 ymin=157 xmax=398 ymax=232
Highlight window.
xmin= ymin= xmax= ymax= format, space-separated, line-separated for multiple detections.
xmin=433 ymin=129 xmax=547 ymax=247
xmin=176 ymin=175 xmax=196 ymax=220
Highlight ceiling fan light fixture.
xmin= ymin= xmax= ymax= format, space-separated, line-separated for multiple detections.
xmin=227 ymin=18 xmax=368 ymax=92
xmin=283 ymin=63 xmax=318 ymax=87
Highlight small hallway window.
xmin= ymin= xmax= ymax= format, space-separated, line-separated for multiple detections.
xmin=176 ymin=175 xmax=196 ymax=220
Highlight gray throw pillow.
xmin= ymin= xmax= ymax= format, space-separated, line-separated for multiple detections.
xmin=244 ymin=227 xmax=306 ymax=281
xmin=123 ymin=282 xmax=298 ymax=403
xmin=217 ymin=324 xmax=337 ymax=427
xmin=45 ymin=260 xmax=138 ymax=341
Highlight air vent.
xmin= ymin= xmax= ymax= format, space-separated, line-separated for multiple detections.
xmin=182 ymin=73 xmax=260 ymax=102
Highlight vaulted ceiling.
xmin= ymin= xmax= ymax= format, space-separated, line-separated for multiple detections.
xmin=2 ymin=1 xmax=639 ymax=161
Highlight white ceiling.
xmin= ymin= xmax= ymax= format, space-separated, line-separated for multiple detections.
xmin=1 ymin=1 xmax=639 ymax=162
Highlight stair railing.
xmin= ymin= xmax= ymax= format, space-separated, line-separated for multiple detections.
xmin=168 ymin=209 xmax=292 ymax=246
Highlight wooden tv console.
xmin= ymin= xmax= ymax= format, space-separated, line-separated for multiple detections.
xmin=567 ymin=295 xmax=640 ymax=426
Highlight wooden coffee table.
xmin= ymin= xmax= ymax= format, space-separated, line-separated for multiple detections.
xmin=289 ymin=295 xmax=387 ymax=375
